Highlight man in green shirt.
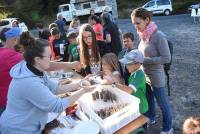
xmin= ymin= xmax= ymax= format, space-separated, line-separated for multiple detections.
xmin=116 ymin=49 xmax=148 ymax=114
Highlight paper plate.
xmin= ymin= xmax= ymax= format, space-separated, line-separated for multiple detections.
xmin=72 ymin=120 xmax=100 ymax=134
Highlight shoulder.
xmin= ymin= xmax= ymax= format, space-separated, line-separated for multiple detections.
xmin=132 ymin=69 xmax=145 ymax=80
xmin=0 ymin=48 xmax=22 ymax=64
xmin=152 ymin=30 xmax=166 ymax=40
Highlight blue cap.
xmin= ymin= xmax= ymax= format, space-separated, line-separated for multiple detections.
xmin=5 ymin=27 xmax=21 ymax=39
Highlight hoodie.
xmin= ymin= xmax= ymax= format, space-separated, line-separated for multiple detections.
xmin=0 ymin=61 xmax=69 ymax=134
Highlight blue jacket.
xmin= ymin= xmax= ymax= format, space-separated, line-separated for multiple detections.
xmin=0 ymin=61 xmax=69 ymax=134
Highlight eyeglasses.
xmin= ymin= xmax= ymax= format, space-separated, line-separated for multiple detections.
xmin=83 ymin=35 xmax=92 ymax=40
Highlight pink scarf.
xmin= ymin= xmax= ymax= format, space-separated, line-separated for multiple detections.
xmin=138 ymin=21 xmax=157 ymax=42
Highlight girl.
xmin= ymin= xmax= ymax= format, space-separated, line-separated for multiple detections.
xmin=79 ymin=24 xmax=101 ymax=76
xmin=101 ymin=53 xmax=123 ymax=84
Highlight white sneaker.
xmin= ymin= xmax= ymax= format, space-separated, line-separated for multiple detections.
xmin=160 ymin=128 xmax=174 ymax=134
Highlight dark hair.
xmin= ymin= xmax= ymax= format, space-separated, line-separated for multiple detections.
xmin=131 ymin=7 xmax=152 ymax=20
xmin=49 ymin=23 xmax=57 ymax=30
xmin=90 ymin=15 xmax=101 ymax=24
xmin=20 ymin=32 xmax=49 ymax=65
xmin=0 ymin=28 xmax=10 ymax=42
xmin=123 ymin=32 xmax=134 ymax=41
xmin=36 ymin=22 xmax=44 ymax=29
xmin=50 ymin=27 xmax=60 ymax=36
xmin=67 ymin=32 xmax=77 ymax=39
xmin=101 ymin=12 xmax=111 ymax=25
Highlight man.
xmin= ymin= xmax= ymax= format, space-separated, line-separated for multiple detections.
xmin=55 ymin=14 xmax=66 ymax=40
xmin=0 ymin=27 xmax=22 ymax=116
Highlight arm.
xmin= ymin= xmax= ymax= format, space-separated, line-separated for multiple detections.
xmin=115 ymin=83 xmax=134 ymax=94
xmin=48 ymin=61 xmax=80 ymax=71
xmin=144 ymin=34 xmax=171 ymax=64
xmin=66 ymin=85 xmax=96 ymax=106
xmin=68 ymin=55 xmax=72 ymax=62
xmin=105 ymin=34 xmax=111 ymax=43
xmin=101 ymin=73 xmax=123 ymax=85
xmin=56 ymin=81 xmax=81 ymax=95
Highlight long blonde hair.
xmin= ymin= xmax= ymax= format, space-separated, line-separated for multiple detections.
xmin=102 ymin=53 xmax=120 ymax=72
xmin=79 ymin=24 xmax=100 ymax=67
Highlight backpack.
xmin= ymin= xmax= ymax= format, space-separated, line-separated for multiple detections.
xmin=164 ymin=40 xmax=173 ymax=96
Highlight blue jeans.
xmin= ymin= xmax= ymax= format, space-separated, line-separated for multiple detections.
xmin=146 ymin=85 xmax=172 ymax=132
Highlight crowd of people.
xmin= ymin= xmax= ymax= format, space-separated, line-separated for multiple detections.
xmin=0 ymin=7 xmax=199 ymax=134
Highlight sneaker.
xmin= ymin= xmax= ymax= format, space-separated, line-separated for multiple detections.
xmin=147 ymin=120 xmax=156 ymax=127
xmin=160 ymin=128 xmax=174 ymax=134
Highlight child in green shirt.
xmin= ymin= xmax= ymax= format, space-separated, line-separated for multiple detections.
xmin=67 ymin=32 xmax=80 ymax=62
xmin=116 ymin=49 xmax=148 ymax=114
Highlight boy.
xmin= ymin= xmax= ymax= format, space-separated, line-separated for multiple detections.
xmin=116 ymin=49 xmax=148 ymax=114
xmin=183 ymin=117 xmax=200 ymax=134
xmin=67 ymin=32 xmax=79 ymax=62
xmin=119 ymin=32 xmax=135 ymax=85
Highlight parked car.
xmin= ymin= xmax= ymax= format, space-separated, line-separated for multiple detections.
xmin=143 ymin=0 xmax=173 ymax=16
xmin=188 ymin=3 xmax=200 ymax=11
xmin=0 ymin=18 xmax=28 ymax=32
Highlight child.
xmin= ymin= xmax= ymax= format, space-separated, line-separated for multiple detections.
xmin=119 ymin=32 xmax=135 ymax=85
xmin=183 ymin=117 xmax=200 ymax=134
xmin=100 ymin=53 xmax=123 ymax=85
xmin=67 ymin=32 xmax=80 ymax=62
xmin=116 ymin=49 xmax=148 ymax=114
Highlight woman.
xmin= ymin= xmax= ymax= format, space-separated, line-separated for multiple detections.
xmin=78 ymin=24 xmax=100 ymax=76
xmin=101 ymin=12 xmax=122 ymax=56
xmin=131 ymin=8 xmax=173 ymax=134
xmin=0 ymin=35 xmax=95 ymax=133
xmin=90 ymin=15 xmax=108 ymax=56
xmin=0 ymin=29 xmax=79 ymax=117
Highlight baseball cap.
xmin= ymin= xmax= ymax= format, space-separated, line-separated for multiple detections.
xmin=5 ymin=27 xmax=21 ymax=39
xmin=119 ymin=49 xmax=144 ymax=64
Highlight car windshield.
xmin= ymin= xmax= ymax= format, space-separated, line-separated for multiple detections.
xmin=145 ymin=1 xmax=155 ymax=8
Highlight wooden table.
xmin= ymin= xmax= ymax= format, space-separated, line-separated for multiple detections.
xmin=115 ymin=115 xmax=149 ymax=134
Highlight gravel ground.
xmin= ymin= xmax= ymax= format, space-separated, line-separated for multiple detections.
xmin=117 ymin=14 xmax=200 ymax=134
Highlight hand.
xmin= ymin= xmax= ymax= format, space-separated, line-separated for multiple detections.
xmin=82 ymin=85 xmax=96 ymax=93
xmin=72 ymin=61 xmax=81 ymax=71
xmin=58 ymin=78 xmax=72 ymax=85
xmin=79 ymin=80 xmax=91 ymax=87
xmin=84 ymin=74 xmax=95 ymax=80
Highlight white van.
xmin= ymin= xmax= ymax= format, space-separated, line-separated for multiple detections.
xmin=143 ymin=0 xmax=173 ymax=16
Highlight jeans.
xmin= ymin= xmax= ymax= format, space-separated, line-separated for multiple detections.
xmin=146 ymin=85 xmax=172 ymax=132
